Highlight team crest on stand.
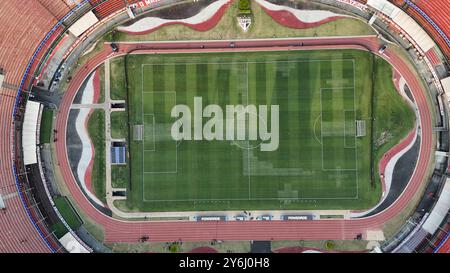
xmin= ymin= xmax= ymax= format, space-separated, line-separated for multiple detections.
xmin=237 ymin=14 xmax=252 ymax=32
xmin=237 ymin=0 xmax=252 ymax=32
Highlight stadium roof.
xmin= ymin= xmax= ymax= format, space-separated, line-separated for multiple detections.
xmin=68 ymin=11 xmax=99 ymax=37
xmin=422 ymin=178 xmax=450 ymax=234
xmin=441 ymin=77 xmax=450 ymax=98
xmin=368 ymin=0 xmax=435 ymax=52
xmin=0 ymin=194 xmax=5 ymax=209
xmin=58 ymin=232 xmax=90 ymax=253
xmin=22 ymin=101 xmax=41 ymax=165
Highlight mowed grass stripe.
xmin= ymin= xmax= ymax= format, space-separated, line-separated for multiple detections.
xmin=120 ymin=50 xmax=414 ymax=211
xmin=321 ymin=88 xmax=356 ymax=170
xmin=273 ymin=61 xmax=290 ymax=166
xmin=227 ymin=63 xmax=247 ymax=199
xmin=253 ymin=61 xmax=272 ymax=163
xmin=297 ymin=61 xmax=315 ymax=171
xmin=286 ymin=62 xmax=300 ymax=168
xmin=152 ymin=64 xmax=165 ymax=91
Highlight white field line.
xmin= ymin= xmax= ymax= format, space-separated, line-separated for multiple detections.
xmin=313 ymin=114 xmax=322 ymax=145
xmin=353 ymin=59 xmax=359 ymax=199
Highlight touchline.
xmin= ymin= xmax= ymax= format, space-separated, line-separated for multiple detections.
xmin=170 ymin=96 xmax=280 ymax=151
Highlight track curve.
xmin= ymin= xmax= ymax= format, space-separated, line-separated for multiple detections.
xmin=53 ymin=36 xmax=433 ymax=243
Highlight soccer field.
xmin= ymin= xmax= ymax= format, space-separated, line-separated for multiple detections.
xmin=121 ymin=50 xmax=383 ymax=212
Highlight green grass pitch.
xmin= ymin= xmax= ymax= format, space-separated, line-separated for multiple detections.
xmin=115 ymin=49 xmax=412 ymax=212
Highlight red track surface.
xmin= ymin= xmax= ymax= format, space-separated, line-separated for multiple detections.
xmin=54 ymin=36 xmax=433 ymax=243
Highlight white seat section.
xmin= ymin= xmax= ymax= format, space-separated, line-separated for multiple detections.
xmin=367 ymin=0 xmax=435 ymax=52
xmin=22 ymin=100 xmax=41 ymax=165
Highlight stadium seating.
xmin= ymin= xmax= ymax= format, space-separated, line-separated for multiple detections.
xmin=0 ymin=0 xmax=148 ymax=253
xmin=412 ymin=0 xmax=449 ymax=36
xmin=0 ymin=0 xmax=447 ymax=253
xmin=89 ymin=0 xmax=140 ymax=19
xmin=390 ymin=0 xmax=450 ymax=58
xmin=37 ymin=0 xmax=71 ymax=20
xmin=422 ymin=219 xmax=450 ymax=253
xmin=426 ymin=48 xmax=442 ymax=66
xmin=0 ymin=0 xmax=63 ymax=253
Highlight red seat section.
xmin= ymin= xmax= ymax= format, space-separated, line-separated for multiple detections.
xmin=0 ymin=1 xmax=60 ymax=253
xmin=390 ymin=0 xmax=450 ymax=59
xmin=413 ymin=0 xmax=449 ymax=36
xmin=426 ymin=48 xmax=442 ymax=66
xmin=90 ymin=0 xmax=140 ymax=19
xmin=37 ymin=0 xmax=71 ymax=20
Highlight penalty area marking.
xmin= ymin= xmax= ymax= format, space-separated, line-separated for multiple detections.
xmin=141 ymin=90 xmax=179 ymax=203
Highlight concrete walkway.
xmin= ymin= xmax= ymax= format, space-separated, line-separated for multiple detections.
xmin=100 ymin=59 xmax=128 ymax=212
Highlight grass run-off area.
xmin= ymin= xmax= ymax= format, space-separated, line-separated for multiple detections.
xmin=372 ymin=56 xmax=415 ymax=190
xmin=87 ymin=109 xmax=106 ymax=204
xmin=106 ymin=49 xmax=416 ymax=212
xmin=52 ymin=196 xmax=83 ymax=238
xmin=110 ymin=57 xmax=127 ymax=100
xmin=40 ymin=108 xmax=53 ymax=144
xmin=110 ymin=111 xmax=128 ymax=139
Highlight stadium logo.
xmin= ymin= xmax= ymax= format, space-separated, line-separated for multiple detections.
xmin=171 ymin=97 xmax=279 ymax=151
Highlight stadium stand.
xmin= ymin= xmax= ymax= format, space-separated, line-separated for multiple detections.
xmin=0 ymin=0 xmax=448 ymax=253
xmin=426 ymin=47 xmax=443 ymax=66
xmin=0 ymin=1 xmax=62 ymax=253
xmin=89 ymin=0 xmax=140 ymax=19
xmin=407 ymin=1 xmax=449 ymax=42
xmin=422 ymin=217 xmax=449 ymax=252
xmin=37 ymin=0 xmax=71 ymax=21
xmin=389 ymin=0 xmax=450 ymax=59
xmin=0 ymin=0 xmax=154 ymax=253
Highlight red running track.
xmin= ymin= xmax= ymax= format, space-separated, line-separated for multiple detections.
xmin=53 ymin=36 xmax=433 ymax=243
